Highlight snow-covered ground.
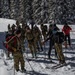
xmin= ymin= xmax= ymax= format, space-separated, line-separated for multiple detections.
xmin=0 ymin=18 xmax=75 ymax=75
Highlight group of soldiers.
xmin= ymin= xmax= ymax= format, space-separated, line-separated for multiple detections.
xmin=5 ymin=20 xmax=48 ymax=72
xmin=6 ymin=21 xmax=48 ymax=57
xmin=4 ymin=20 xmax=72 ymax=72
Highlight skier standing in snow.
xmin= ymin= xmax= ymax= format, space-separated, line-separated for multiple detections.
xmin=20 ymin=22 xmax=26 ymax=52
xmin=42 ymin=24 xmax=66 ymax=64
xmin=53 ymin=31 xmax=65 ymax=64
xmin=5 ymin=30 xmax=14 ymax=58
xmin=46 ymin=24 xmax=55 ymax=59
xmin=62 ymin=23 xmax=72 ymax=48
xmin=45 ymin=24 xmax=59 ymax=59
xmin=33 ymin=26 xmax=43 ymax=52
xmin=15 ymin=20 xmax=26 ymax=52
xmin=25 ymin=26 xmax=37 ymax=58
xmin=5 ymin=30 xmax=26 ymax=72
xmin=5 ymin=24 xmax=16 ymax=58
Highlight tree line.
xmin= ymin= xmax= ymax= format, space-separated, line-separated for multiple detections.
xmin=0 ymin=0 xmax=75 ymax=24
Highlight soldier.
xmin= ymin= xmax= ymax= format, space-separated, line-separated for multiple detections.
xmin=42 ymin=24 xmax=66 ymax=64
xmin=5 ymin=30 xmax=26 ymax=72
xmin=16 ymin=20 xmax=26 ymax=52
xmin=62 ymin=23 xmax=72 ymax=48
xmin=25 ymin=26 xmax=37 ymax=58
xmin=5 ymin=30 xmax=14 ymax=58
xmin=54 ymin=31 xmax=65 ymax=64
xmin=33 ymin=26 xmax=43 ymax=52
xmin=20 ymin=22 xmax=26 ymax=52
xmin=46 ymin=24 xmax=55 ymax=59
xmin=5 ymin=24 xmax=15 ymax=58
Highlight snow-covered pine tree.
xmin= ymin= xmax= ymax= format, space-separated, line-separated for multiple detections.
xmin=32 ymin=0 xmax=41 ymax=24
xmin=40 ymin=0 xmax=49 ymax=24
xmin=0 ymin=1 xmax=2 ymax=17
xmin=10 ymin=0 xmax=15 ymax=19
xmin=0 ymin=0 xmax=75 ymax=24
xmin=19 ymin=0 xmax=24 ymax=21
xmin=48 ymin=0 xmax=56 ymax=23
xmin=53 ymin=0 xmax=75 ymax=24
xmin=0 ymin=0 xmax=10 ymax=18
xmin=32 ymin=0 xmax=49 ymax=24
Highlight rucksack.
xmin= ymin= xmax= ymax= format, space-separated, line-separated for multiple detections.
xmin=53 ymin=32 xmax=65 ymax=44
xmin=4 ymin=36 xmax=13 ymax=52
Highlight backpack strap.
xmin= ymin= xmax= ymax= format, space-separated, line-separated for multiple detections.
xmin=7 ymin=35 xmax=16 ymax=44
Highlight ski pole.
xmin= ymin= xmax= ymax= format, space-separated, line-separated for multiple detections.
xmin=25 ymin=42 xmax=35 ymax=72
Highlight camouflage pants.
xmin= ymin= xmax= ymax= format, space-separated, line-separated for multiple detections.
xmin=28 ymin=41 xmax=37 ymax=57
xmin=21 ymin=39 xmax=25 ymax=51
xmin=14 ymin=51 xmax=25 ymax=71
xmin=42 ymin=32 xmax=47 ymax=40
xmin=35 ymin=39 xmax=43 ymax=51
xmin=54 ymin=43 xmax=65 ymax=64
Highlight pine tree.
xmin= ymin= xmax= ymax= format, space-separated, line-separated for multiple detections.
xmin=10 ymin=0 xmax=15 ymax=19
xmin=0 ymin=0 xmax=10 ymax=18
xmin=0 ymin=0 xmax=75 ymax=24
xmin=32 ymin=0 xmax=49 ymax=24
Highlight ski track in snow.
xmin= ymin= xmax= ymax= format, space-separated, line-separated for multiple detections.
xmin=0 ymin=40 xmax=75 ymax=75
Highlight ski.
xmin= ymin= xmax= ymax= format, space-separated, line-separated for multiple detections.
xmin=51 ymin=63 xmax=67 ymax=69
xmin=14 ymin=69 xmax=27 ymax=75
xmin=46 ymin=63 xmax=58 ymax=69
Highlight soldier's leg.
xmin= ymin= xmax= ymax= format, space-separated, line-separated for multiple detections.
xmin=43 ymin=34 xmax=46 ymax=40
xmin=55 ymin=43 xmax=65 ymax=64
xmin=64 ymin=35 xmax=67 ymax=48
xmin=19 ymin=53 xmax=25 ymax=71
xmin=48 ymin=41 xmax=53 ymax=59
xmin=55 ymin=48 xmax=57 ymax=57
xmin=21 ymin=40 xmax=25 ymax=52
xmin=39 ymin=40 xmax=43 ymax=51
xmin=33 ymin=42 xmax=37 ymax=58
xmin=67 ymin=34 xmax=71 ymax=46
xmin=44 ymin=33 xmax=47 ymax=40
xmin=59 ymin=44 xmax=65 ymax=63
xmin=28 ymin=44 xmax=34 ymax=57
xmin=7 ymin=51 xmax=10 ymax=57
xmin=14 ymin=53 xmax=19 ymax=71
xmin=36 ymin=41 xmax=40 ymax=51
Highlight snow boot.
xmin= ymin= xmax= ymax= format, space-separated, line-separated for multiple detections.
xmin=21 ymin=68 xmax=26 ymax=73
